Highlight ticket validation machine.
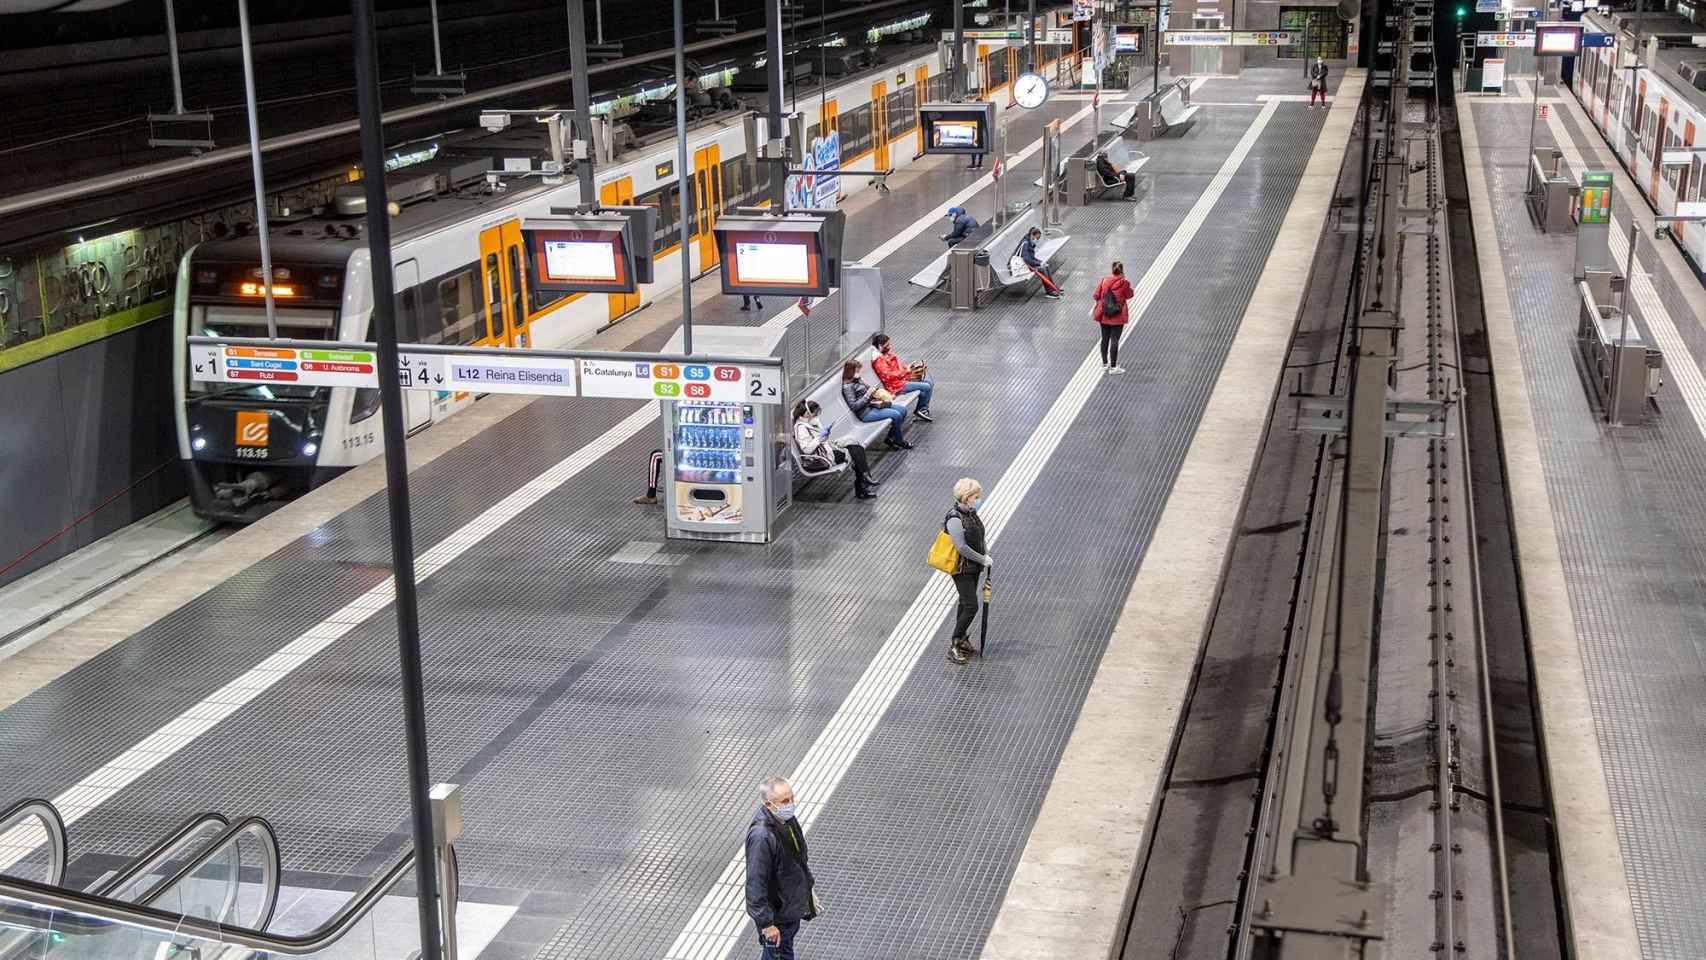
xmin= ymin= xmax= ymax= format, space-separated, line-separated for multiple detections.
xmin=658 ymin=326 xmax=789 ymax=544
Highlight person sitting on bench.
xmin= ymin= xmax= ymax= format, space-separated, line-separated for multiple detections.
xmin=1012 ymin=227 xmax=1063 ymax=300
xmin=1095 ymin=152 xmax=1137 ymax=201
xmin=941 ymin=207 xmax=979 ymax=248
xmin=842 ymin=359 xmax=913 ymax=449
xmin=793 ymin=400 xmax=876 ymax=500
xmin=871 ymin=333 xmax=935 ymax=422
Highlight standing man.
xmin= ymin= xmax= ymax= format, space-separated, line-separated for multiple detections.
xmin=1308 ymin=57 xmax=1330 ymax=109
xmin=745 ymin=776 xmax=817 ymax=959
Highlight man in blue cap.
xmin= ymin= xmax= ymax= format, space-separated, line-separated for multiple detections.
xmin=941 ymin=206 xmax=978 ymax=248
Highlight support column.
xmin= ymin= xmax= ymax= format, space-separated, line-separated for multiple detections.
xmin=765 ymin=0 xmax=789 ymax=207
xmin=953 ymin=0 xmax=966 ymax=99
xmin=349 ymin=2 xmax=445 ymax=958
xmin=237 ymin=0 xmax=276 ymax=338
xmin=673 ymin=0 xmax=696 ymax=353
xmin=566 ymin=0 xmax=597 ymax=205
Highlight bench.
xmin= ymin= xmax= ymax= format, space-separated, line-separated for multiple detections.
xmin=1087 ymin=156 xmax=1150 ymax=200
xmin=1157 ymin=85 xmax=1200 ymax=135
xmin=1128 ymin=80 xmax=1199 ymax=140
xmin=909 ymin=249 xmax=954 ymax=294
xmin=982 ymin=208 xmax=1069 ymax=296
xmin=788 ymin=345 xmax=922 ymax=477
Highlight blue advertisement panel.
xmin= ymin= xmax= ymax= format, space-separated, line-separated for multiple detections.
xmin=786 ymin=131 xmax=842 ymax=210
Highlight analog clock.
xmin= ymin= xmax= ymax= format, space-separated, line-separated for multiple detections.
xmin=1013 ymin=72 xmax=1049 ymax=109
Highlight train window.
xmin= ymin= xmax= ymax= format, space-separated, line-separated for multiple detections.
xmin=485 ymin=252 xmax=505 ymax=340
xmin=396 ymin=284 xmax=421 ymax=343
xmin=888 ymin=87 xmax=917 ymax=138
xmin=437 ymin=269 xmax=484 ymax=345
xmin=685 ymin=177 xmax=700 ymax=238
xmin=839 ymin=104 xmax=873 ymax=155
xmin=720 ymin=158 xmax=746 ymax=214
xmin=928 ymin=73 xmax=949 ymax=102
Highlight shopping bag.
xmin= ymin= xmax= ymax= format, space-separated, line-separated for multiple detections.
xmin=926 ymin=530 xmax=960 ymax=574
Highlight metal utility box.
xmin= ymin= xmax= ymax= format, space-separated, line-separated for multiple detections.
xmin=1527 ymin=148 xmax=1577 ymax=234
xmin=660 ymin=326 xmax=790 ymax=543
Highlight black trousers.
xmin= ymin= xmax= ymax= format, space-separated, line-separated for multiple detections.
xmin=1120 ymin=172 xmax=1137 ymax=198
xmin=951 ymin=569 xmax=982 ymax=643
xmin=834 ymin=443 xmax=871 ymax=483
xmin=1098 ymin=323 xmax=1121 ymax=366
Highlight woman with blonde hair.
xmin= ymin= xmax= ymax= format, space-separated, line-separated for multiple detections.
xmin=943 ymin=477 xmax=992 ymax=664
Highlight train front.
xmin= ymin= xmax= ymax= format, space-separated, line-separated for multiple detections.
xmin=175 ymin=240 xmax=353 ymax=523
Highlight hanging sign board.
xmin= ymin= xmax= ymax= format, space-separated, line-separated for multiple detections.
xmin=1074 ymin=0 xmax=1094 ymax=21
xmin=1675 ymin=201 xmax=1706 ymax=219
xmin=1165 ymin=30 xmax=1231 ymax=45
xmin=188 ymin=341 xmax=579 ymax=397
xmin=1477 ymin=32 xmax=1535 ymax=47
xmin=1483 ymin=58 xmax=1507 ymax=90
xmin=1583 ymin=31 xmax=1614 ymax=47
xmin=578 ymin=358 xmax=783 ymax=403
xmin=1476 ymin=0 xmax=1501 ymax=10
xmin=1233 ymin=31 xmax=1295 ymax=45
xmin=1047 ymin=28 xmax=1075 ymax=44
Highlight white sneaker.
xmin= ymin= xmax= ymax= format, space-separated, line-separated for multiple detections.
xmin=1108 ymin=366 xmax=1127 ymax=375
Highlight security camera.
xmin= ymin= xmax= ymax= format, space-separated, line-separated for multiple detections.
xmin=479 ymin=112 xmax=511 ymax=132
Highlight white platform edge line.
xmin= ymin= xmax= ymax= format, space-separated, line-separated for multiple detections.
xmin=975 ymin=70 xmax=1363 ymax=960
xmin=665 ymin=93 xmax=1284 ymax=960
xmin=1456 ymin=86 xmax=1643 ymax=960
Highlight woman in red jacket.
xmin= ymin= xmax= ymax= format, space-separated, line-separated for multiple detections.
xmin=1090 ymin=261 xmax=1135 ymax=374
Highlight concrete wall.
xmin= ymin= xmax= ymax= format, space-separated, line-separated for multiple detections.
xmin=0 ymin=317 xmax=185 ymax=590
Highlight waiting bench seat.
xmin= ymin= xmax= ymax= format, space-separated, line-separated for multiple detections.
xmin=790 ymin=346 xmax=921 ymax=472
xmin=988 ymin=234 xmax=1070 ymax=289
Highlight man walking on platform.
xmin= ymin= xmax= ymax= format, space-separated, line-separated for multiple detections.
xmin=745 ymin=776 xmax=818 ymax=960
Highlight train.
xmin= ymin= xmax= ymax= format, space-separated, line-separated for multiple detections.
xmin=1573 ymin=9 xmax=1706 ymax=263
xmin=172 ymin=23 xmax=1086 ymax=522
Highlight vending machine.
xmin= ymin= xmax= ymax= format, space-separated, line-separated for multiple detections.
xmin=661 ymin=327 xmax=790 ymax=543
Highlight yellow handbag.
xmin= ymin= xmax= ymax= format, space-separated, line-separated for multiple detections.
xmin=926 ymin=529 xmax=960 ymax=574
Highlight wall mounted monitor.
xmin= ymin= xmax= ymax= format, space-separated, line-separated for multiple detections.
xmin=712 ymin=215 xmax=833 ymax=298
xmin=1114 ymin=27 xmax=1141 ymax=52
xmin=520 ymin=215 xmax=637 ymax=294
xmin=1534 ymin=22 xmax=1583 ymax=56
xmin=919 ymin=102 xmax=997 ymax=156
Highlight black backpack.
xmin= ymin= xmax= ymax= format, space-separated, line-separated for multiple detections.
xmin=1101 ymin=286 xmax=1121 ymax=318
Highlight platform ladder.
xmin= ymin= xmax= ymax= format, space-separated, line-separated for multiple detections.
xmin=0 ymin=787 xmax=463 ymax=959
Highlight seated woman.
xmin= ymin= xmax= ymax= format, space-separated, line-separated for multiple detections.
xmin=793 ymin=400 xmax=876 ymax=499
xmin=841 ymin=359 xmax=912 ymax=449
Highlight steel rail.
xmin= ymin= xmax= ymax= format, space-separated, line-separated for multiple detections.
xmin=0 ymin=801 xmax=66 ymax=889
xmin=133 ymin=816 xmax=282 ymax=933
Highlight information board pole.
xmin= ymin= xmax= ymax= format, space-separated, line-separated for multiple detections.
xmin=953 ymin=0 xmax=965 ymax=100
xmin=237 ymin=0 xmax=277 ymax=339
xmin=1154 ymin=0 xmax=1163 ymax=95
xmin=350 ymin=3 xmax=444 ymax=958
xmin=765 ymin=0 xmax=789 ymax=208
xmin=1029 ymin=0 xmax=1039 ymax=72
xmin=566 ymin=0 xmax=597 ymax=205
xmin=673 ymin=0 xmax=695 ymax=354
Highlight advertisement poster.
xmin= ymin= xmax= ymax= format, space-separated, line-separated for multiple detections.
xmin=1482 ymin=58 xmax=1506 ymax=91
xmin=786 ymin=130 xmax=841 ymax=210
xmin=1074 ymin=0 xmax=1094 ymax=20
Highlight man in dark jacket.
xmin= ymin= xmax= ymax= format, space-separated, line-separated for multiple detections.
xmin=1095 ymin=151 xmax=1137 ymax=200
xmin=941 ymin=206 xmax=979 ymax=248
xmin=745 ymin=776 xmax=816 ymax=959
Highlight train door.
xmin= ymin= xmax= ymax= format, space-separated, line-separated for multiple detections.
xmin=599 ymin=176 xmax=640 ymax=320
xmin=915 ymin=65 xmax=928 ymax=156
xmin=1653 ymin=98 xmax=1670 ymax=201
xmin=872 ymin=81 xmax=889 ymax=170
xmin=693 ymin=145 xmax=723 ymax=272
xmin=393 ymin=259 xmax=432 ymax=434
xmin=478 ymin=220 xmax=524 ymax=347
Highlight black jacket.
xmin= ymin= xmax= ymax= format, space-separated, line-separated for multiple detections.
xmin=1096 ymin=156 xmax=1119 ymax=181
xmin=1309 ymin=62 xmax=1329 ymax=86
xmin=744 ymin=808 xmax=816 ymax=928
xmin=948 ymin=503 xmax=988 ymax=576
xmin=946 ymin=212 xmax=978 ymax=246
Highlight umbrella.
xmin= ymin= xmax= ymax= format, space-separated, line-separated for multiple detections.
xmin=978 ymin=573 xmax=993 ymax=655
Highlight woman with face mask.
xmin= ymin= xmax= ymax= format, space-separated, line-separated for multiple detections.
xmin=792 ymin=400 xmax=877 ymax=500
xmin=944 ymin=477 xmax=992 ymax=664
xmin=1308 ymin=56 xmax=1330 ymax=108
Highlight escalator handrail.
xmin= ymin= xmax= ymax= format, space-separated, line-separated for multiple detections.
xmin=0 ymin=846 xmax=415 ymax=955
xmin=134 ymin=815 xmax=282 ymax=933
xmin=88 ymin=812 xmax=230 ymax=900
xmin=0 ymin=800 xmax=67 ymax=888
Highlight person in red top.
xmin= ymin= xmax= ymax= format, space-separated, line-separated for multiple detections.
xmin=1090 ymin=261 xmax=1136 ymax=375
xmin=870 ymin=333 xmax=935 ymax=422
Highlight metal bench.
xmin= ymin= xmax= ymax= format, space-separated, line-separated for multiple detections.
xmin=1087 ymin=156 xmax=1150 ymax=200
xmin=909 ymin=250 xmax=954 ymax=295
xmin=988 ymin=234 xmax=1070 ymax=291
xmin=790 ymin=346 xmax=920 ymax=472
xmin=1128 ymin=79 xmax=1199 ymax=140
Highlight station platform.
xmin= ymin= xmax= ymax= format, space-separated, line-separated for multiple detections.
xmin=0 ymin=66 xmax=1358 ymax=960
xmin=1458 ymin=78 xmax=1706 ymax=959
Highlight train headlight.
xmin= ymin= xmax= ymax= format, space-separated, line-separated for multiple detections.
xmin=192 ymin=436 xmax=208 ymax=451
xmin=302 ymin=441 xmax=319 ymax=457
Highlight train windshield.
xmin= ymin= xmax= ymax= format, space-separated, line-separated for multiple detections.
xmin=188 ymin=302 xmax=338 ymax=402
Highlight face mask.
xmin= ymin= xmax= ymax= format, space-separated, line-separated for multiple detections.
xmin=772 ymin=802 xmax=797 ymax=821
xmin=970 ymin=497 xmax=983 ymax=511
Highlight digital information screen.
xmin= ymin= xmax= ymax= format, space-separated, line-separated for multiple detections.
xmin=919 ymin=103 xmax=995 ymax=157
xmin=543 ymin=239 xmax=619 ymax=283
xmin=521 ymin=218 xmax=637 ymax=294
xmin=713 ymin=218 xmax=832 ymax=298
xmin=1114 ymin=29 xmax=1139 ymax=51
xmin=734 ymin=241 xmax=811 ymax=285
xmin=1534 ymin=23 xmax=1582 ymax=55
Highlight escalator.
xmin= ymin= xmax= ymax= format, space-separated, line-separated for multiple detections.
xmin=0 ymin=795 xmax=459 ymax=958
